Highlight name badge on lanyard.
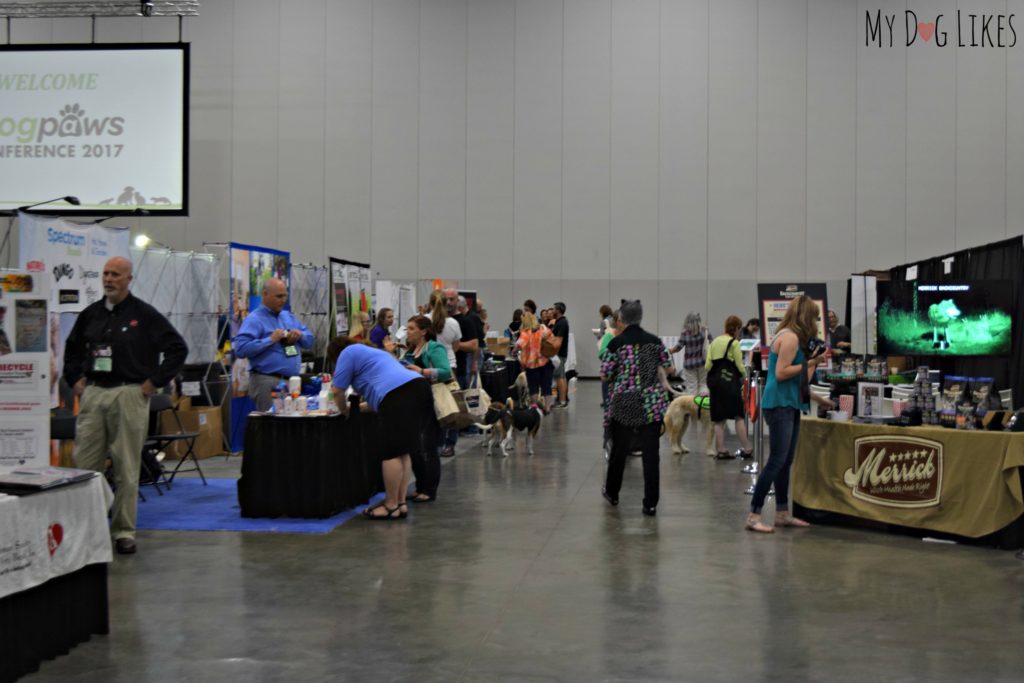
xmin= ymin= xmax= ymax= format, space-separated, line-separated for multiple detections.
xmin=284 ymin=345 xmax=298 ymax=357
xmin=92 ymin=344 xmax=113 ymax=373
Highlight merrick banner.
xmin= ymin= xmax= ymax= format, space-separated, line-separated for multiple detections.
xmin=794 ymin=418 xmax=1024 ymax=538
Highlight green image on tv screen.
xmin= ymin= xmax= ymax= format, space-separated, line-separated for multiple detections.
xmin=876 ymin=281 xmax=1013 ymax=357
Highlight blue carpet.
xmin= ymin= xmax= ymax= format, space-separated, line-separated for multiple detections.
xmin=135 ymin=478 xmax=385 ymax=534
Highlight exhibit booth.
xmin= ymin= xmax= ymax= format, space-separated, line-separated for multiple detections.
xmin=768 ymin=237 xmax=1024 ymax=548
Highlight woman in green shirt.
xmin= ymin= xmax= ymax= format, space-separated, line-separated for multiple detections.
xmin=402 ymin=315 xmax=452 ymax=502
xmin=705 ymin=315 xmax=754 ymax=459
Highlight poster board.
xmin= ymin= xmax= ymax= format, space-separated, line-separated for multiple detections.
xmin=329 ymin=258 xmax=372 ymax=338
xmin=18 ymin=212 xmax=130 ymax=314
xmin=757 ymin=283 xmax=829 ymax=345
xmin=227 ymin=243 xmax=290 ymax=397
xmin=849 ymin=274 xmax=878 ymax=356
xmin=375 ymin=280 xmax=417 ymax=336
xmin=18 ymin=212 xmax=130 ymax=406
xmin=0 ymin=270 xmax=50 ymax=467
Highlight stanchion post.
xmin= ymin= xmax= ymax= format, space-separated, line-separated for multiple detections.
xmin=744 ymin=372 xmax=762 ymax=493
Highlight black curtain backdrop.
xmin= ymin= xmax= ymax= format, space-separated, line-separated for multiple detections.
xmin=886 ymin=236 xmax=1024 ymax=405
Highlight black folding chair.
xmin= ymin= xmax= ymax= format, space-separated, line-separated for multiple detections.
xmin=146 ymin=393 xmax=206 ymax=486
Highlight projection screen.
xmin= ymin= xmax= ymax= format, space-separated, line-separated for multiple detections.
xmin=0 ymin=43 xmax=189 ymax=215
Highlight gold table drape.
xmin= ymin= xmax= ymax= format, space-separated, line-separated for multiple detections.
xmin=793 ymin=417 xmax=1024 ymax=538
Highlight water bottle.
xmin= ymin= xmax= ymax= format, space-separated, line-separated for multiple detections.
xmin=283 ymin=395 xmax=294 ymax=415
xmin=296 ymin=395 xmax=308 ymax=415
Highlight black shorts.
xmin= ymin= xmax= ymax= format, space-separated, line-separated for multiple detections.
xmin=377 ymin=378 xmax=436 ymax=461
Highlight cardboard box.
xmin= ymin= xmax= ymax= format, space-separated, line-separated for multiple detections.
xmin=486 ymin=336 xmax=511 ymax=358
xmin=159 ymin=404 xmax=224 ymax=459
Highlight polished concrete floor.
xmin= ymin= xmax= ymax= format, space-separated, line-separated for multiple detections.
xmin=27 ymin=382 xmax=1024 ymax=682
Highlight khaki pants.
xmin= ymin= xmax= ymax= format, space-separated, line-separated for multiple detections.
xmin=74 ymin=384 xmax=150 ymax=540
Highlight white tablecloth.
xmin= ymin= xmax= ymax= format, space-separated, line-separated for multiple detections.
xmin=0 ymin=474 xmax=113 ymax=600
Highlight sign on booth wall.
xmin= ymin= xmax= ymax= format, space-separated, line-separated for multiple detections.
xmin=18 ymin=212 xmax=129 ymax=314
xmin=227 ymin=243 xmax=290 ymax=397
xmin=329 ymin=258 xmax=372 ymax=338
xmin=0 ymin=270 xmax=50 ymax=467
xmin=756 ymin=283 xmax=829 ymax=345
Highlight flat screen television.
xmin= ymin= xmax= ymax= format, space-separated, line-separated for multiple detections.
xmin=876 ymin=281 xmax=1013 ymax=356
xmin=0 ymin=43 xmax=189 ymax=216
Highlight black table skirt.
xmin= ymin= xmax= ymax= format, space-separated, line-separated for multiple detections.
xmin=0 ymin=562 xmax=109 ymax=683
xmin=238 ymin=412 xmax=383 ymax=518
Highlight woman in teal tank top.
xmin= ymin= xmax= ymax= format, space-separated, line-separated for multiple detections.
xmin=746 ymin=296 xmax=829 ymax=534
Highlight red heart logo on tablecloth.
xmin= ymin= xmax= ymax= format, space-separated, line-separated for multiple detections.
xmin=918 ymin=22 xmax=935 ymax=42
xmin=47 ymin=523 xmax=64 ymax=556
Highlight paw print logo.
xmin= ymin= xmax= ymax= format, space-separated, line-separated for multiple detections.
xmin=58 ymin=103 xmax=85 ymax=137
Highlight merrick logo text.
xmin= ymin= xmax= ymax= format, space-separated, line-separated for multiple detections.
xmin=866 ymin=10 xmax=1017 ymax=47
xmin=844 ymin=436 xmax=943 ymax=508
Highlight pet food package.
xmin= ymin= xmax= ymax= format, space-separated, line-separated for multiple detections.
xmin=968 ymin=377 xmax=996 ymax=409
xmin=942 ymin=376 xmax=968 ymax=411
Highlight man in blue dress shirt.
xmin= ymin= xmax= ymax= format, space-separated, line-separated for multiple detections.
xmin=233 ymin=278 xmax=314 ymax=410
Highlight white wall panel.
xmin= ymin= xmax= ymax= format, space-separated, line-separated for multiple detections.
xmin=562 ymin=0 xmax=611 ymax=281
xmin=856 ymin=0 xmax=907 ymax=271
xmin=658 ymin=280 xmax=709 ymax=340
xmin=955 ymin=0 xmax=1008 ymax=250
xmin=324 ymin=0 xmax=373 ymax=265
xmin=231 ymin=0 xmax=280 ymax=250
xmin=8 ymin=0 xmax=1024 ymax=376
xmin=756 ymin=0 xmax=807 ymax=281
xmin=609 ymin=0 xmax=659 ymax=280
xmin=1009 ymin=0 xmax=1024 ymax=235
xmin=707 ymin=0 xmax=757 ymax=280
xmin=184 ymin=0 xmax=234 ymax=252
xmin=905 ymin=0 xmax=956 ymax=263
xmin=140 ymin=16 xmax=180 ymax=41
xmin=9 ymin=18 xmax=51 ymax=43
xmin=52 ymin=18 xmax=91 ymax=42
xmin=278 ymin=0 xmax=326 ymax=264
xmin=514 ymin=0 xmax=563 ymax=279
xmin=659 ymin=0 xmax=709 ymax=282
xmin=95 ymin=17 xmax=143 ymax=42
xmin=371 ymin=0 xmax=420 ymax=280
xmin=466 ymin=0 xmax=515 ymax=280
xmin=419 ymin=0 xmax=468 ymax=279
xmin=806 ymin=0 xmax=856 ymax=280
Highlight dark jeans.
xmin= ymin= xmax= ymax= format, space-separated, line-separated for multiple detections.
xmin=411 ymin=423 xmax=441 ymax=498
xmin=411 ymin=440 xmax=440 ymax=499
xmin=600 ymin=380 xmax=609 ymax=405
xmin=525 ymin=364 xmax=554 ymax=398
xmin=604 ymin=420 xmax=661 ymax=509
xmin=751 ymin=407 xmax=801 ymax=514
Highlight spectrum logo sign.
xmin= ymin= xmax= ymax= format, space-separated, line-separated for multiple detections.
xmin=0 ymin=103 xmax=124 ymax=143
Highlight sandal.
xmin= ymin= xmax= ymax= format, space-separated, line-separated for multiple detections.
xmin=410 ymin=493 xmax=434 ymax=503
xmin=775 ymin=515 xmax=811 ymax=528
xmin=362 ymin=503 xmax=402 ymax=520
xmin=745 ymin=517 xmax=775 ymax=534
xmin=715 ymin=451 xmax=734 ymax=460
xmin=398 ymin=503 xmax=409 ymax=519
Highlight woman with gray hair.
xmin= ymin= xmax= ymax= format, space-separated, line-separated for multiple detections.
xmin=669 ymin=312 xmax=713 ymax=395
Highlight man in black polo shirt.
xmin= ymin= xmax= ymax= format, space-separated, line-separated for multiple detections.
xmin=63 ymin=256 xmax=187 ymax=555
xmin=550 ymin=302 xmax=571 ymax=407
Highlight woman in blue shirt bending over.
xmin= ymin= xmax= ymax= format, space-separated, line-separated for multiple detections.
xmin=746 ymin=296 xmax=830 ymax=534
xmin=328 ymin=335 xmax=438 ymax=521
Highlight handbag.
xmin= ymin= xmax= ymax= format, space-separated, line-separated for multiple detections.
xmin=431 ymin=380 xmax=461 ymax=425
xmin=707 ymin=338 xmax=742 ymax=395
xmin=540 ymin=330 xmax=558 ymax=358
xmin=462 ymin=379 xmax=492 ymax=420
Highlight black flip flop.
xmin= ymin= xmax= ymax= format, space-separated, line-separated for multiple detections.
xmin=362 ymin=504 xmax=402 ymax=520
